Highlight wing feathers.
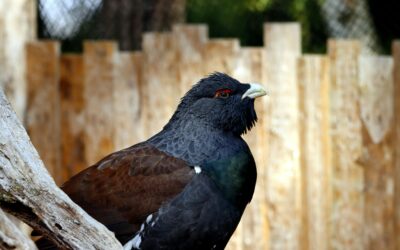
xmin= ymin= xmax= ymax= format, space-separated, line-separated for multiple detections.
xmin=61 ymin=143 xmax=194 ymax=243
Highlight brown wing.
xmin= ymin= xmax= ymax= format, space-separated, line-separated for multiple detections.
xmin=62 ymin=143 xmax=194 ymax=243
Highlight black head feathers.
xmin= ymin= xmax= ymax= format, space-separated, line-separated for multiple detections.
xmin=168 ymin=72 xmax=267 ymax=135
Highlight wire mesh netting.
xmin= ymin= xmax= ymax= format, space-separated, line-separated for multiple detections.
xmin=38 ymin=0 xmax=102 ymax=39
xmin=322 ymin=0 xmax=381 ymax=54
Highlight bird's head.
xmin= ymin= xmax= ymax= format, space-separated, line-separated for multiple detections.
xmin=169 ymin=72 xmax=267 ymax=135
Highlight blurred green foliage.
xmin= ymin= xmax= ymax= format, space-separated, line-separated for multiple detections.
xmin=187 ymin=0 xmax=329 ymax=53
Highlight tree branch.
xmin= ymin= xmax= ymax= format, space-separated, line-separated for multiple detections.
xmin=0 ymin=209 xmax=37 ymax=250
xmin=0 ymin=88 xmax=122 ymax=249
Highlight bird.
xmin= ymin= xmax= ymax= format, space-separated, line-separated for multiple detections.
xmin=36 ymin=72 xmax=267 ymax=250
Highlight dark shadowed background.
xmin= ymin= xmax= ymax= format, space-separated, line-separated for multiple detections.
xmin=37 ymin=0 xmax=400 ymax=54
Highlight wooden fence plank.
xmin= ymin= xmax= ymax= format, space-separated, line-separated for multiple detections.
xmin=393 ymin=41 xmax=400 ymax=250
xmin=262 ymin=23 xmax=301 ymax=250
xmin=83 ymin=41 xmax=118 ymax=165
xmin=25 ymin=41 xmax=61 ymax=184
xmin=328 ymin=40 xmax=363 ymax=250
xmin=202 ymin=39 xmax=240 ymax=75
xmin=141 ymin=33 xmax=180 ymax=138
xmin=114 ymin=52 xmax=142 ymax=149
xmin=172 ymin=24 xmax=208 ymax=95
xmin=233 ymin=47 xmax=268 ymax=250
xmin=359 ymin=55 xmax=395 ymax=250
xmin=0 ymin=0 xmax=36 ymax=119
xmin=131 ymin=52 xmax=146 ymax=143
xmin=60 ymin=54 xmax=86 ymax=181
xmin=298 ymin=55 xmax=330 ymax=250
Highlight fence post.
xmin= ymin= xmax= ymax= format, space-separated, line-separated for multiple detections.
xmin=328 ymin=40 xmax=363 ymax=250
xmin=60 ymin=54 xmax=86 ymax=181
xmin=83 ymin=41 xmax=118 ymax=165
xmin=393 ymin=41 xmax=400 ymax=250
xmin=131 ymin=52 xmax=146 ymax=143
xmin=359 ymin=55 xmax=395 ymax=250
xmin=202 ymin=39 xmax=240 ymax=75
xmin=114 ymin=52 xmax=142 ymax=149
xmin=0 ymin=0 xmax=36 ymax=119
xmin=141 ymin=33 xmax=180 ymax=138
xmin=262 ymin=23 xmax=301 ymax=250
xmin=298 ymin=55 xmax=330 ymax=250
xmin=25 ymin=41 xmax=62 ymax=184
xmin=173 ymin=24 xmax=208 ymax=95
xmin=233 ymin=47 xmax=268 ymax=250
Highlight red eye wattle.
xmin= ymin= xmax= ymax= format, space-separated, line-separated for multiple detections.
xmin=214 ymin=88 xmax=233 ymax=98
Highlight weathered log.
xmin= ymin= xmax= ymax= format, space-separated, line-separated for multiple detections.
xmin=0 ymin=209 xmax=37 ymax=250
xmin=0 ymin=88 xmax=122 ymax=249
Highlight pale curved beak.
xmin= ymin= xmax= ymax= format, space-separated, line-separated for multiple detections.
xmin=241 ymin=83 xmax=268 ymax=100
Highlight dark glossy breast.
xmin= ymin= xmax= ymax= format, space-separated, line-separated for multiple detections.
xmin=202 ymin=149 xmax=257 ymax=209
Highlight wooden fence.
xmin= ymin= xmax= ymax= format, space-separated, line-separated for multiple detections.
xmin=23 ymin=23 xmax=400 ymax=250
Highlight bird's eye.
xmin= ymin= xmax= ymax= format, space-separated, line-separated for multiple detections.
xmin=214 ymin=89 xmax=232 ymax=99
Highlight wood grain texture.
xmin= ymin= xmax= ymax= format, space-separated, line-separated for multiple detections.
xmin=141 ymin=32 xmax=180 ymax=138
xmin=359 ymin=55 xmax=395 ymax=250
xmin=262 ymin=23 xmax=301 ymax=250
xmin=393 ymin=41 xmax=400 ymax=250
xmin=114 ymin=52 xmax=142 ymax=149
xmin=25 ymin=41 xmax=62 ymax=184
xmin=173 ymin=24 xmax=208 ymax=96
xmin=0 ymin=88 xmax=122 ymax=249
xmin=202 ymin=39 xmax=240 ymax=75
xmin=60 ymin=54 xmax=86 ymax=181
xmin=298 ymin=55 xmax=330 ymax=250
xmin=0 ymin=0 xmax=36 ymax=119
xmin=328 ymin=40 xmax=363 ymax=250
xmin=83 ymin=41 xmax=118 ymax=165
xmin=131 ymin=51 xmax=146 ymax=143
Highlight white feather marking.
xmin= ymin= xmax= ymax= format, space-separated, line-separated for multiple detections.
xmin=124 ymin=234 xmax=142 ymax=250
xmin=133 ymin=235 xmax=142 ymax=249
xmin=150 ymin=214 xmax=159 ymax=227
xmin=124 ymin=213 xmax=159 ymax=249
xmin=146 ymin=214 xmax=153 ymax=223
xmin=194 ymin=166 xmax=202 ymax=174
